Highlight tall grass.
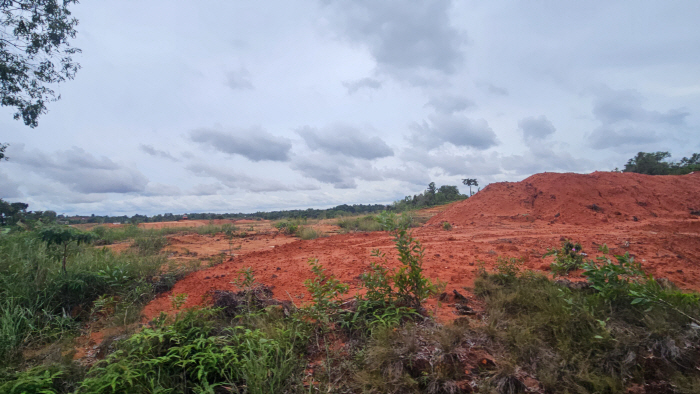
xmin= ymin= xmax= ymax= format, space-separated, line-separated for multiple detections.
xmin=0 ymin=231 xmax=168 ymax=360
xmin=91 ymin=222 xmax=239 ymax=245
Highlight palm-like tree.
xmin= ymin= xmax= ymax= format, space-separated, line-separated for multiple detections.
xmin=462 ymin=178 xmax=478 ymax=196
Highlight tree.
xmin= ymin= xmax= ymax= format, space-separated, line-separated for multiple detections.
xmin=462 ymin=178 xmax=478 ymax=196
xmin=623 ymin=152 xmax=672 ymax=175
xmin=0 ymin=143 xmax=7 ymax=160
xmin=1 ymin=0 xmax=81 ymax=128
xmin=39 ymin=225 xmax=94 ymax=273
xmin=0 ymin=198 xmax=27 ymax=225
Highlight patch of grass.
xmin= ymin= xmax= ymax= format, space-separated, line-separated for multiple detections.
xmin=297 ymin=226 xmax=321 ymax=240
xmin=337 ymin=214 xmax=384 ymax=232
xmin=544 ymin=239 xmax=585 ymax=276
xmin=441 ymin=221 xmax=452 ymax=230
xmin=474 ymin=263 xmax=700 ymax=393
xmin=0 ymin=230 xmax=169 ymax=362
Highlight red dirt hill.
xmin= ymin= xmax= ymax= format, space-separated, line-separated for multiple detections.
xmin=430 ymin=171 xmax=700 ymax=227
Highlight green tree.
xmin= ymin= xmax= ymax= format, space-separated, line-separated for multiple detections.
xmin=461 ymin=178 xmax=478 ymax=195
xmin=0 ymin=198 xmax=27 ymax=225
xmin=38 ymin=225 xmax=95 ymax=273
xmin=0 ymin=143 xmax=7 ymax=160
xmin=623 ymin=152 xmax=672 ymax=175
xmin=1 ymin=0 xmax=81 ymax=128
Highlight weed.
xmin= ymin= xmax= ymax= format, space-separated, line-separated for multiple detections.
xmin=544 ymin=239 xmax=585 ymax=276
xmin=304 ymin=259 xmax=349 ymax=324
xmin=337 ymin=215 xmax=383 ymax=232
xmin=441 ymin=221 xmax=452 ymax=231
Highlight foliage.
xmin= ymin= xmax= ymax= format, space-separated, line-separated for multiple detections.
xmin=475 ymin=265 xmax=700 ymax=393
xmin=0 ymin=230 xmax=167 ymax=360
xmin=304 ymin=259 xmax=349 ymax=324
xmin=374 ymin=211 xmax=443 ymax=310
xmin=0 ymin=143 xmax=7 ymax=161
xmin=337 ymin=214 xmax=384 ymax=232
xmin=78 ymin=309 xmax=305 ymax=394
xmin=1 ymin=0 xmax=81 ymax=127
xmin=274 ymin=218 xmax=302 ymax=235
xmin=441 ymin=221 xmax=452 ymax=231
xmin=462 ymin=178 xmax=479 ymax=195
xmin=623 ymin=151 xmax=700 ymax=175
xmin=544 ymin=239 xmax=585 ymax=276
xmin=391 ymin=182 xmax=467 ymax=211
xmin=39 ymin=225 xmax=96 ymax=273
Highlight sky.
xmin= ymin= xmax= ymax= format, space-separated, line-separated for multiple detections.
xmin=1 ymin=0 xmax=699 ymax=216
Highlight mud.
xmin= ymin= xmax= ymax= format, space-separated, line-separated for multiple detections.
xmin=140 ymin=172 xmax=700 ymax=323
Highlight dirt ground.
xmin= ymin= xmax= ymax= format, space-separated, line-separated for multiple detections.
xmin=141 ymin=171 xmax=700 ymax=323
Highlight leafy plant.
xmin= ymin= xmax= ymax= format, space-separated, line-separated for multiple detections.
xmin=544 ymin=239 xmax=585 ymax=276
xmin=304 ymin=259 xmax=349 ymax=324
xmin=441 ymin=221 xmax=452 ymax=230
xmin=39 ymin=226 xmax=96 ymax=273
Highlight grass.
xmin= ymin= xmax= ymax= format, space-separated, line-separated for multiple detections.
xmin=2 ymin=223 xmax=700 ymax=394
xmin=0 ymin=230 xmax=177 ymax=363
xmin=473 ymin=259 xmax=700 ymax=393
xmin=90 ymin=222 xmax=240 ymax=245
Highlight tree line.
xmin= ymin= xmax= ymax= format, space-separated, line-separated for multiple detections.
xmin=622 ymin=152 xmax=700 ymax=175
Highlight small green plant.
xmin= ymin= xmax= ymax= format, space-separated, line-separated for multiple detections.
xmin=375 ymin=211 xmax=442 ymax=309
xmin=38 ymin=226 xmax=96 ymax=273
xmin=304 ymin=259 xmax=349 ymax=324
xmin=544 ymin=239 xmax=585 ymax=276
xmin=233 ymin=267 xmax=257 ymax=289
xmin=491 ymin=256 xmax=523 ymax=284
xmin=441 ymin=221 xmax=452 ymax=230
xmin=169 ymin=293 xmax=188 ymax=310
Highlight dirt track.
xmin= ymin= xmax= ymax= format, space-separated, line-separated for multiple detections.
xmin=142 ymin=172 xmax=700 ymax=322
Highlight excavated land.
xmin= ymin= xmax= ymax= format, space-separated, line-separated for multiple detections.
xmin=142 ymin=171 xmax=700 ymax=322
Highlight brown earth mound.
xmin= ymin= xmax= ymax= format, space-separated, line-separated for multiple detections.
xmin=140 ymin=171 xmax=700 ymax=324
xmin=430 ymin=171 xmax=700 ymax=227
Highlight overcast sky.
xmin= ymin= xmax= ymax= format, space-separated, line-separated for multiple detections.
xmin=2 ymin=1 xmax=699 ymax=216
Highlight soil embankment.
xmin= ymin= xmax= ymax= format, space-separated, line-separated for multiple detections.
xmin=142 ymin=171 xmax=700 ymax=322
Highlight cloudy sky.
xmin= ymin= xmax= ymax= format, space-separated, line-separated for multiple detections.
xmin=2 ymin=1 xmax=699 ymax=215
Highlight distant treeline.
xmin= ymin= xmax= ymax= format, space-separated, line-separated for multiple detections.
xmin=622 ymin=151 xmax=700 ymax=175
xmin=391 ymin=182 xmax=467 ymax=211
xmin=1 ymin=182 xmax=467 ymax=227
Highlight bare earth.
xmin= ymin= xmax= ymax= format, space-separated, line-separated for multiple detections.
xmin=141 ymin=171 xmax=700 ymax=323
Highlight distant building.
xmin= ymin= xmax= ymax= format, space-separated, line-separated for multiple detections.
xmin=182 ymin=214 xmax=188 ymax=220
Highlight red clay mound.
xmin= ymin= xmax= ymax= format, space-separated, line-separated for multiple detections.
xmin=430 ymin=171 xmax=700 ymax=227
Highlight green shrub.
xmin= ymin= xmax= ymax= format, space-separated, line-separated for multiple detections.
xmin=337 ymin=215 xmax=383 ymax=232
xmin=474 ymin=247 xmax=700 ymax=393
xmin=297 ymin=226 xmax=320 ymax=240
xmin=304 ymin=259 xmax=349 ymax=324
xmin=79 ymin=309 xmax=305 ymax=394
xmin=544 ymin=239 xmax=585 ymax=276
xmin=441 ymin=221 xmax=452 ymax=230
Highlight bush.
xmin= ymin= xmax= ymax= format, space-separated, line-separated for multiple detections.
xmin=544 ymin=239 xmax=585 ymax=276
xmin=78 ymin=309 xmax=306 ymax=394
xmin=337 ymin=215 xmax=383 ymax=232
xmin=474 ymin=247 xmax=700 ymax=393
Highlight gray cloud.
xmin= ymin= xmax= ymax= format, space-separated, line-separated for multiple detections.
xmin=588 ymin=88 xmax=688 ymax=150
xmin=400 ymin=147 xmax=502 ymax=177
xmin=186 ymin=163 xmax=316 ymax=193
xmin=593 ymin=88 xmax=689 ymax=125
xmin=343 ymin=77 xmax=382 ymax=94
xmin=226 ymin=68 xmax=254 ymax=90
xmin=409 ymin=114 xmax=499 ymax=150
xmin=519 ymin=116 xmax=556 ymax=142
xmin=140 ymin=144 xmax=179 ymax=161
xmin=143 ymin=183 xmax=182 ymax=197
xmin=588 ymin=127 xmax=662 ymax=150
xmin=478 ymin=82 xmax=508 ymax=96
xmin=297 ymin=125 xmax=393 ymax=159
xmin=324 ymin=0 xmax=464 ymax=78
xmin=0 ymin=170 xmax=22 ymax=198
xmin=291 ymin=153 xmax=384 ymax=189
xmin=425 ymin=95 xmax=474 ymax=114
xmin=11 ymin=146 xmax=149 ymax=194
xmin=190 ymin=127 xmax=292 ymax=162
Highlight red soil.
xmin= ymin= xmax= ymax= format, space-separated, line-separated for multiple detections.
xmin=142 ymin=172 xmax=700 ymax=323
